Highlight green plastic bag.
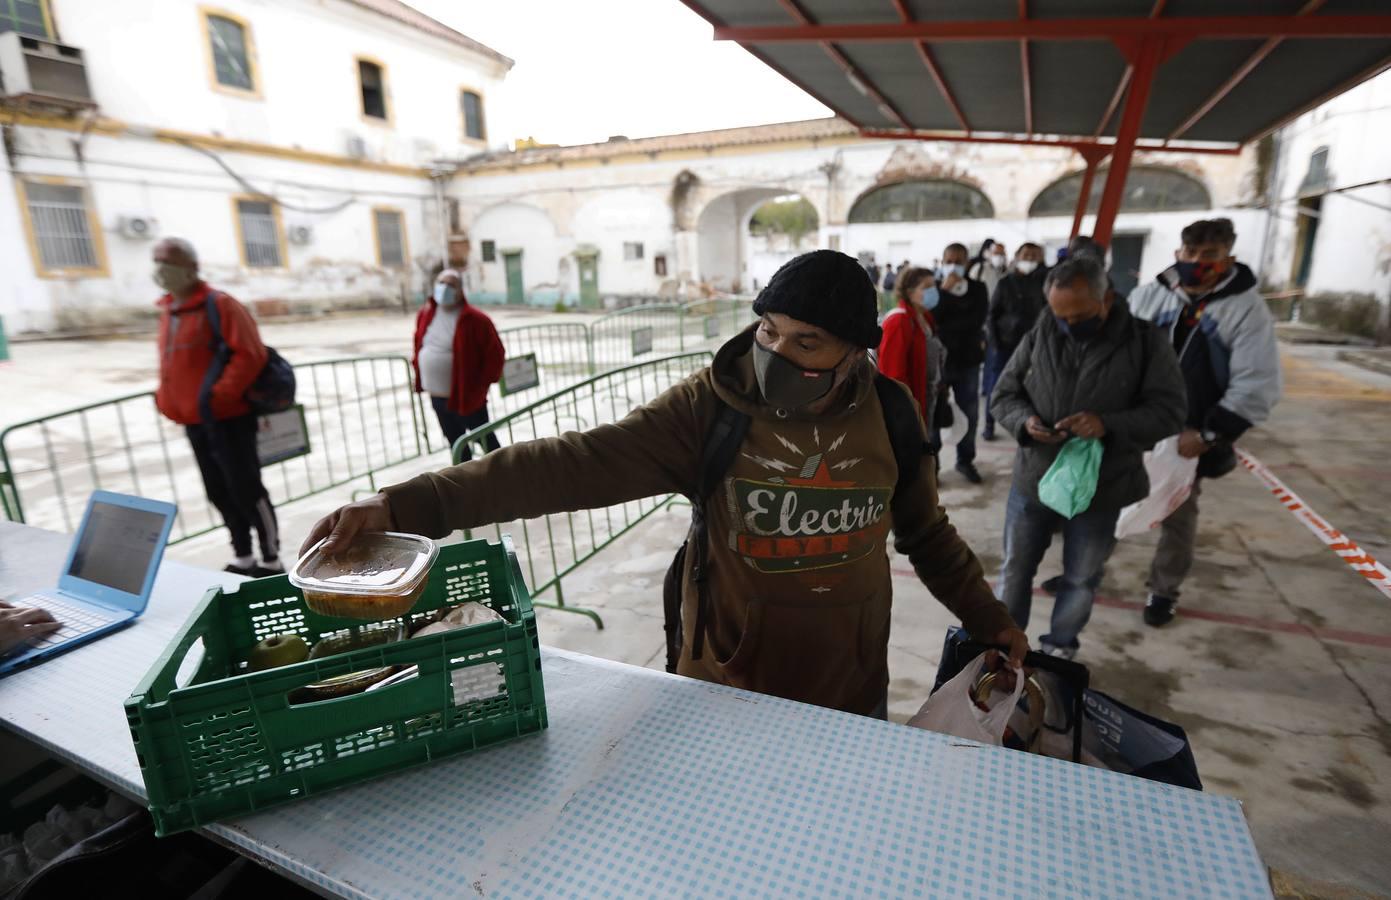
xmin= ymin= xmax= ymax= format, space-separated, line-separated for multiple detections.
xmin=1038 ymin=437 xmax=1104 ymax=518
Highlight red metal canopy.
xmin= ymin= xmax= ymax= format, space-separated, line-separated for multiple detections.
xmin=679 ymin=0 xmax=1391 ymax=244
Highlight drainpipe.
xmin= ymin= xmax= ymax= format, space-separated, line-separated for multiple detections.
xmin=429 ymin=165 xmax=456 ymax=273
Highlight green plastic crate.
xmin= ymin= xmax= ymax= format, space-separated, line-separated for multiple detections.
xmin=125 ymin=536 xmax=546 ymax=836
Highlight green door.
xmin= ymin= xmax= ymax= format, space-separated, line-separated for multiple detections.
xmin=503 ymin=252 xmax=524 ymax=305
xmin=577 ymin=256 xmax=599 ymax=309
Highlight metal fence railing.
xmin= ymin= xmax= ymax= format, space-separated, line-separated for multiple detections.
xmin=451 ymin=352 xmax=714 ymax=628
xmin=0 ymin=356 xmax=438 ymax=545
xmin=1 ymin=300 xmax=756 ymax=548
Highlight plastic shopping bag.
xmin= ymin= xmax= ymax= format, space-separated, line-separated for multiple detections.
xmin=1114 ymin=435 xmax=1198 ymax=539
xmin=907 ymin=655 xmax=1024 ymax=745
xmin=1038 ymin=437 xmax=1104 ymax=519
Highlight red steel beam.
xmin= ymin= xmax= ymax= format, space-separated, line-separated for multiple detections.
xmin=894 ymin=0 xmax=971 ymax=133
xmin=856 ymin=128 xmax=1241 ymax=156
xmin=772 ymin=0 xmax=912 ymax=130
xmin=713 ymin=15 xmax=1391 ymax=43
xmin=1071 ymin=157 xmax=1100 ymax=240
xmin=1095 ymin=1 xmax=1165 ymax=138
xmin=1167 ymin=0 xmax=1328 ymax=142
xmin=1094 ymin=39 xmax=1164 ymax=246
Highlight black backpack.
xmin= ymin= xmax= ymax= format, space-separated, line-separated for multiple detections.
xmin=661 ymin=373 xmax=928 ymax=673
xmin=198 ymin=291 xmax=297 ymax=424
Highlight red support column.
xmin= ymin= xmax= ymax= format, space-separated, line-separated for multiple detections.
xmin=1071 ymin=158 xmax=1099 ymax=240
xmin=1093 ymin=38 xmax=1163 ymax=247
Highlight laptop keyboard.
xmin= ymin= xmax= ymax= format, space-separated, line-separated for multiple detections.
xmin=21 ymin=593 xmax=120 ymax=650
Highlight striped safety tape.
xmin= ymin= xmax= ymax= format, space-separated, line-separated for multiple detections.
xmin=1237 ymin=448 xmax=1391 ymax=600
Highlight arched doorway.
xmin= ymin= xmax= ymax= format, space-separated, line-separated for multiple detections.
xmin=746 ymin=195 xmax=819 ymax=292
xmin=695 ymin=188 xmax=819 ymax=294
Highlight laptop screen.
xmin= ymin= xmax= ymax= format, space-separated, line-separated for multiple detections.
xmin=67 ymin=501 xmax=169 ymax=596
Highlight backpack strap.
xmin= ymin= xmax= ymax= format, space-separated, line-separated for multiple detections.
xmin=668 ymin=401 xmax=749 ymax=671
xmin=197 ymin=291 xmax=231 ymax=425
xmin=872 ymin=372 xmax=927 ymax=495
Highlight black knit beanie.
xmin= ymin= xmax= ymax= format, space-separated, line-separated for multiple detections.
xmin=752 ymin=250 xmax=882 ymax=348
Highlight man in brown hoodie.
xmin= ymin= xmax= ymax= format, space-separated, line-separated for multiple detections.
xmin=302 ymin=250 xmax=1027 ymax=717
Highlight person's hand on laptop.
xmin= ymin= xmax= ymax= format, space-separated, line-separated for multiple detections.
xmin=0 ymin=602 xmax=61 ymax=655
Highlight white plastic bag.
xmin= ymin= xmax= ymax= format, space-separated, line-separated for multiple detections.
xmin=906 ymin=655 xmax=1025 ymax=745
xmin=1114 ymin=435 xmax=1198 ymax=539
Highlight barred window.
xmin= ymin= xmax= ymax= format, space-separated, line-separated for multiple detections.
xmin=481 ymin=240 xmax=496 ymax=262
xmin=206 ymin=14 xmax=255 ymax=92
xmin=848 ymin=180 xmax=994 ymax=223
xmin=624 ymin=242 xmax=644 ymax=261
xmin=0 ymin=0 xmax=52 ymax=38
xmin=374 ymin=209 xmax=406 ymax=268
xmin=25 ymin=181 xmax=99 ymax=271
xmin=236 ymin=199 xmax=283 ymax=268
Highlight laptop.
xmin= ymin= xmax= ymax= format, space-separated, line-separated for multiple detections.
xmin=0 ymin=491 xmax=177 ymax=677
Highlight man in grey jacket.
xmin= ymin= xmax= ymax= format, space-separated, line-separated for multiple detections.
xmin=1128 ymin=218 xmax=1281 ymax=626
xmin=991 ymin=255 xmax=1187 ymax=658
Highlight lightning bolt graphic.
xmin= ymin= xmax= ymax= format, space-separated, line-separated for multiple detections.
xmin=773 ymin=433 xmax=803 ymax=456
xmin=831 ymin=458 xmax=863 ymax=471
xmin=741 ymin=452 xmax=795 ymax=473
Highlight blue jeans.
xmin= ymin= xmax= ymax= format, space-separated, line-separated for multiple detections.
xmin=996 ymin=486 xmax=1120 ymax=651
xmin=981 ymin=346 xmax=1009 ymax=432
xmin=931 ymin=366 xmax=981 ymax=464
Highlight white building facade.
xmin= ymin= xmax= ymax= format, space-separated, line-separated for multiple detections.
xmin=449 ymin=118 xmax=1269 ymax=308
xmin=1 ymin=0 xmax=511 ymax=334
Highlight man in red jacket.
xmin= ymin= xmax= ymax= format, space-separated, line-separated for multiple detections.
xmin=153 ymin=237 xmax=281 ymax=576
xmin=412 ymin=268 xmax=505 ymax=459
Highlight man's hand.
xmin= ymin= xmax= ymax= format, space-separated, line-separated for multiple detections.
xmin=0 ymin=603 xmax=60 ymax=656
xmin=299 ymin=493 xmax=397 ymax=559
xmin=993 ymin=627 xmax=1030 ymax=671
xmin=1025 ymin=416 xmax=1067 ymax=445
xmin=941 ymin=272 xmax=964 ymax=293
xmin=1177 ymin=428 xmax=1210 ymax=459
xmin=1055 ymin=412 xmax=1106 ymax=440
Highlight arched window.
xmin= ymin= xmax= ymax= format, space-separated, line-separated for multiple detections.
xmin=1029 ymin=166 xmax=1210 ymax=217
xmin=848 ymin=180 xmax=994 ymax=223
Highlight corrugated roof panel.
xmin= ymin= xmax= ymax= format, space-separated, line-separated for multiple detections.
xmin=1030 ymin=41 xmax=1129 ymax=136
xmin=906 ymin=0 xmax=1017 ymax=21
xmin=800 ymin=0 xmax=901 ymax=25
xmin=1163 ymin=0 xmax=1308 ymax=15
xmin=929 ymin=42 xmax=1026 ymax=132
xmin=683 ymin=0 xmax=791 ymax=27
xmin=1030 ymin=0 xmax=1156 ymax=19
xmin=838 ymin=44 xmax=963 ymax=131
xmin=1184 ymin=37 xmax=1391 ymax=141
xmin=753 ymin=43 xmax=901 ymax=127
xmin=1140 ymin=39 xmax=1267 ymax=138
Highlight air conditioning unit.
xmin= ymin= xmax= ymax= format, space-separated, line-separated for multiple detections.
xmin=117 ymin=215 xmax=159 ymax=240
xmin=345 ymin=135 xmax=368 ymax=159
xmin=0 ymin=33 xmax=94 ymax=108
xmin=287 ymin=225 xmax=313 ymax=246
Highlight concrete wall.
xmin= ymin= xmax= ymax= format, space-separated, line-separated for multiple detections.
xmin=1259 ymin=70 xmax=1391 ymax=307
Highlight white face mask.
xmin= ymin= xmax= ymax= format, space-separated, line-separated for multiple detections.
xmin=1015 ymin=260 xmax=1039 ymax=276
xmin=989 ymin=253 xmax=1006 ymax=270
xmin=434 ymin=283 xmax=459 ymax=307
xmin=941 ymin=263 xmax=965 ymax=279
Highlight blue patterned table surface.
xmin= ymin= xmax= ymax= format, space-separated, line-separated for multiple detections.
xmin=0 ymin=522 xmax=1270 ymax=899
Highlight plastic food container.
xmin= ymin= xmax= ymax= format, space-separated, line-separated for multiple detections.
xmin=289 ymin=531 xmax=438 ymax=620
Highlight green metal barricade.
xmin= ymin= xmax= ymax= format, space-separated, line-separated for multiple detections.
xmin=450 ymin=352 xmax=713 ymax=628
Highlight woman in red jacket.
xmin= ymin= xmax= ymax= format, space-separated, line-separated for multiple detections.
xmin=412 ymin=269 xmax=506 ymax=459
xmin=877 ymin=266 xmax=951 ymax=453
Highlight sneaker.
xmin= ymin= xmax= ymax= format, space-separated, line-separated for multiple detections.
xmin=1041 ymin=575 xmax=1064 ymax=594
xmin=955 ymin=460 xmax=984 ymax=484
xmin=1040 ymin=642 xmax=1078 ymax=661
xmin=1144 ymin=595 xmax=1177 ymax=627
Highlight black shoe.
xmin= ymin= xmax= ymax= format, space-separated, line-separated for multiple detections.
xmin=982 ymin=425 xmax=997 ymax=442
xmin=1041 ymin=575 xmax=1064 ymax=594
xmin=955 ymin=461 xmax=984 ymax=484
xmin=223 ymin=562 xmax=257 ymax=576
xmin=1144 ymin=595 xmax=1177 ymax=627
